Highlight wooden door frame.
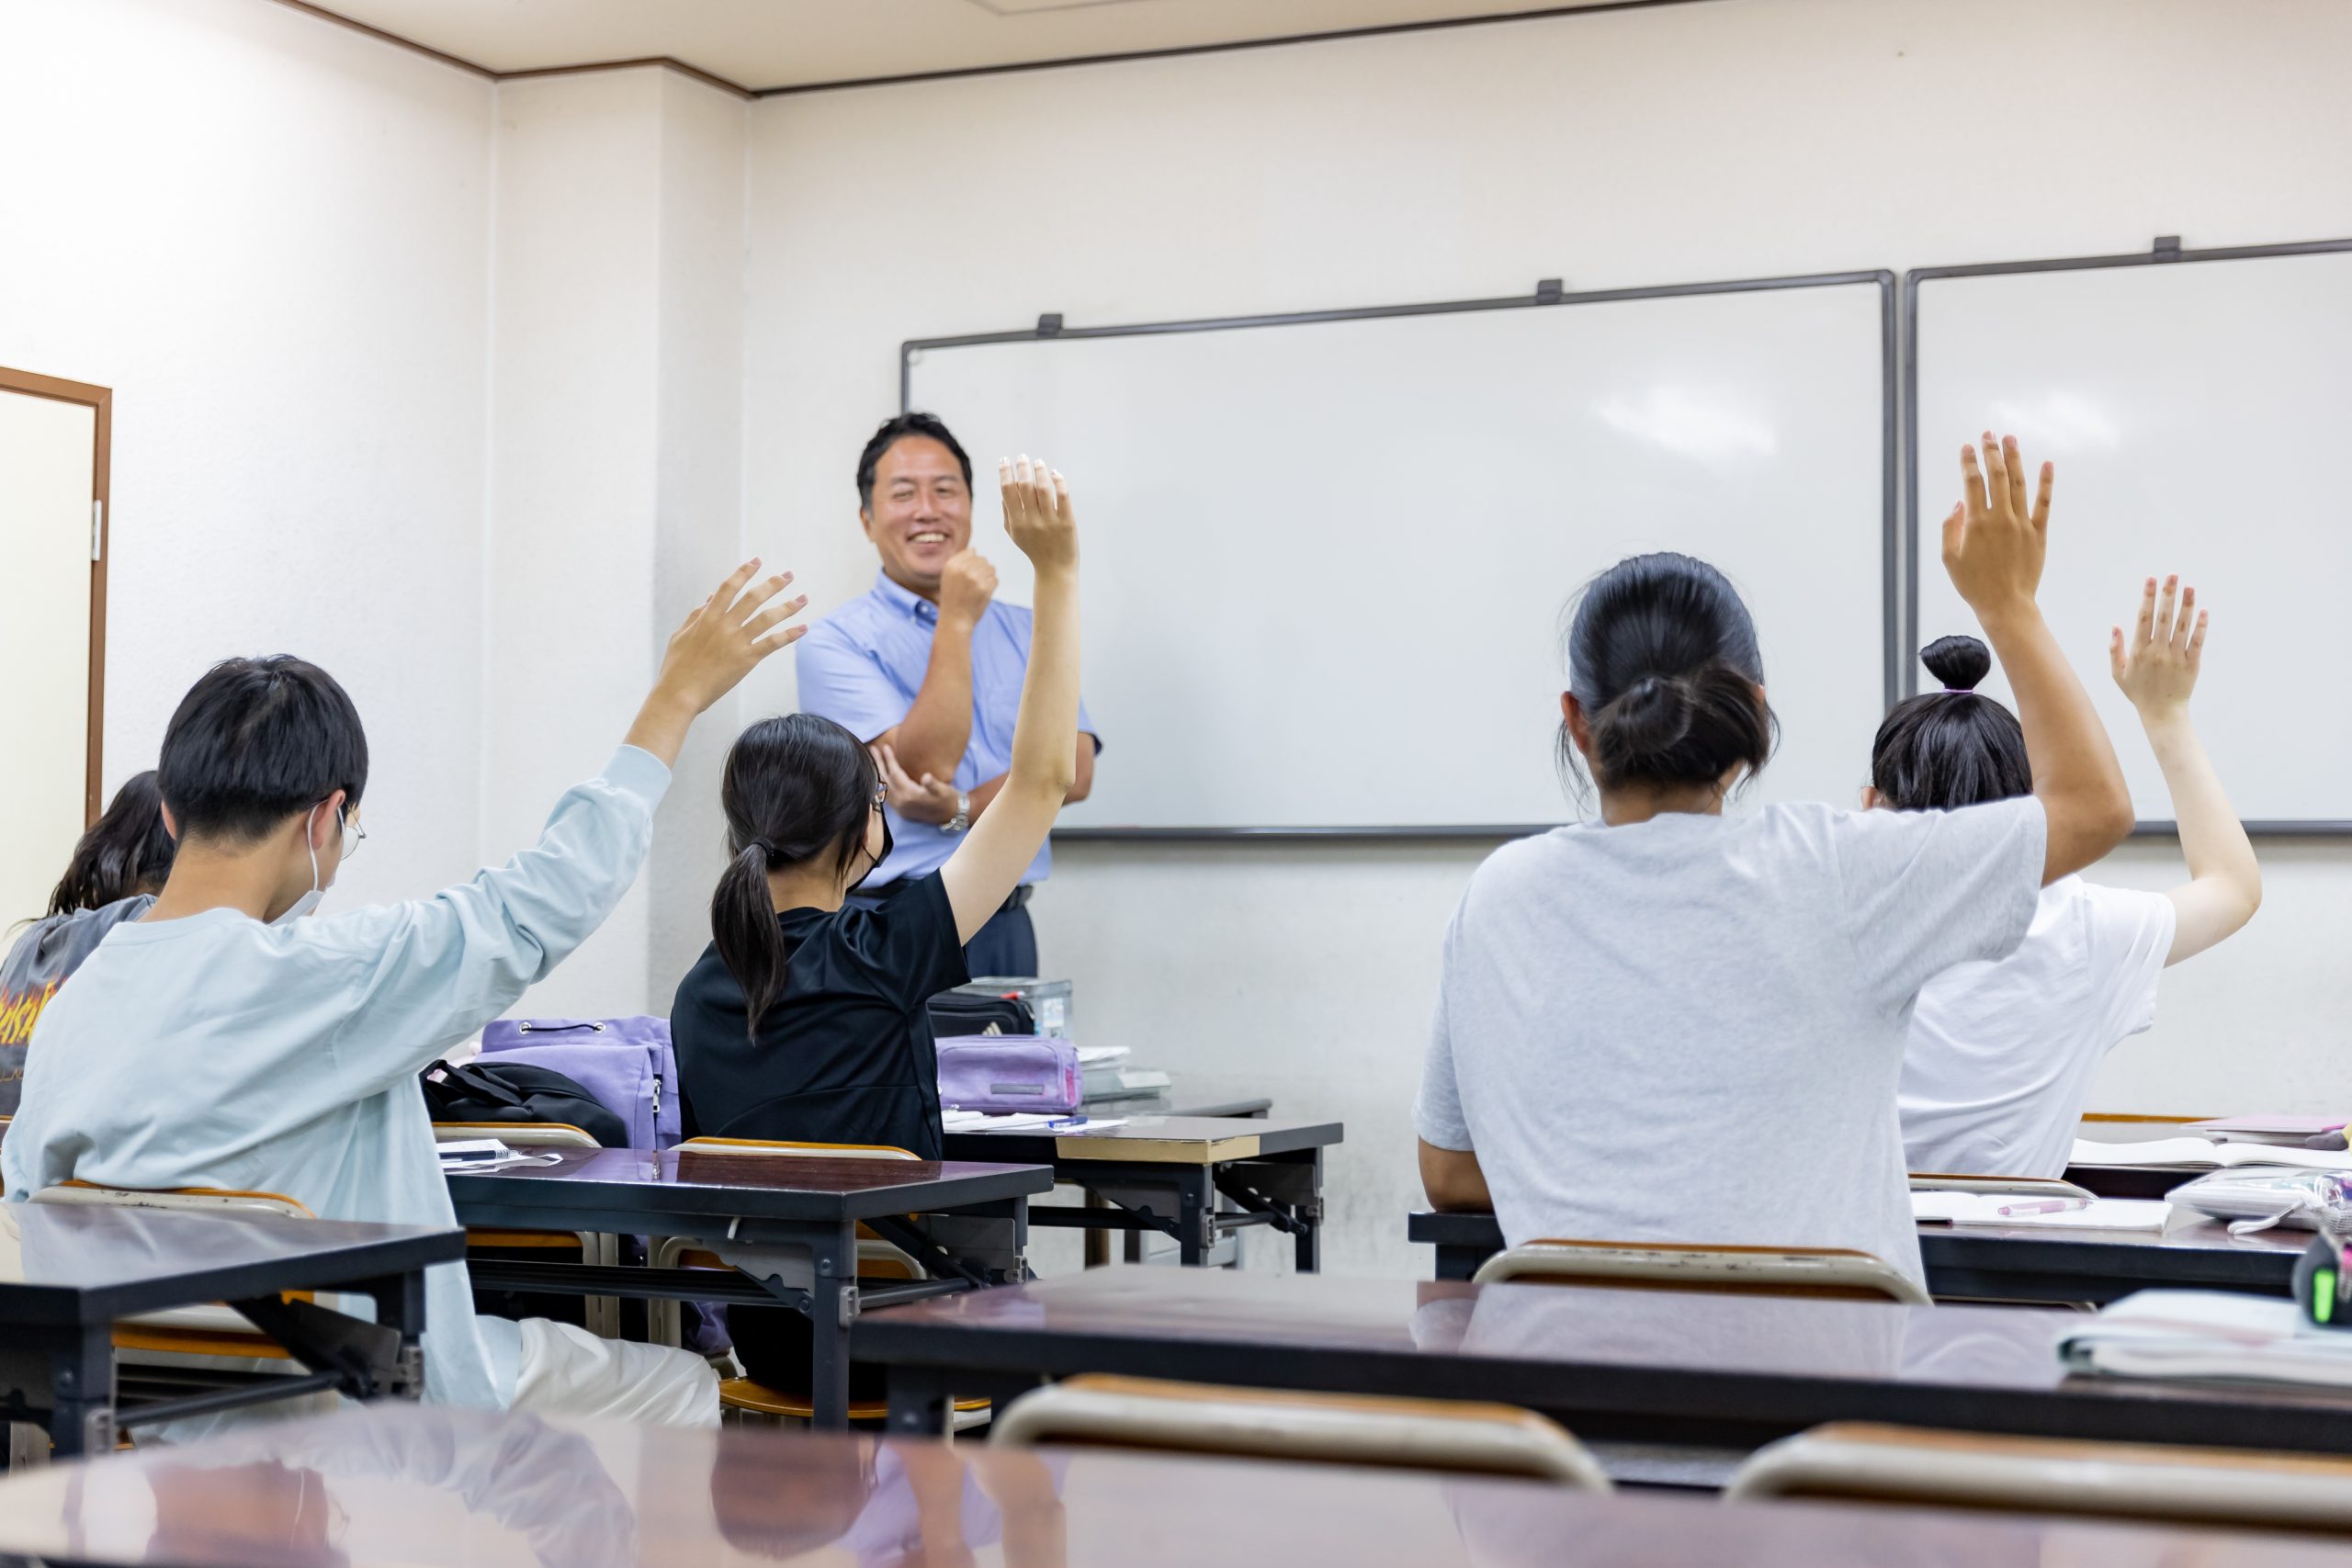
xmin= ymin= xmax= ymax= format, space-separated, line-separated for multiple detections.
xmin=0 ymin=367 xmax=111 ymax=827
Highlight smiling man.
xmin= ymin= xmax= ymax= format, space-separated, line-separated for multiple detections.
xmin=794 ymin=412 xmax=1101 ymax=976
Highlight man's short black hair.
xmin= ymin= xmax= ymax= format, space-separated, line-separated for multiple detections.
xmin=157 ymin=656 xmax=368 ymax=843
xmin=855 ymin=412 xmax=973 ymax=511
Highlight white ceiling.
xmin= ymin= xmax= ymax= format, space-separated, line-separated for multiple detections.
xmin=305 ymin=0 xmax=1641 ymax=92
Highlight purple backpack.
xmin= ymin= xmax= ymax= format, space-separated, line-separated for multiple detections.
xmin=478 ymin=1016 xmax=682 ymax=1150
xmin=936 ymin=1035 xmax=1081 ymax=1114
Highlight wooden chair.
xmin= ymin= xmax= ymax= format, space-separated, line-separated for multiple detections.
xmin=432 ymin=1121 xmax=620 ymax=1338
xmin=992 ymin=1375 xmax=1612 ymax=1489
xmin=1725 ymin=1422 xmax=2352 ymax=1532
xmin=1471 ymin=1238 xmax=1931 ymax=1305
xmin=658 ymin=1137 xmax=985 ymax=1427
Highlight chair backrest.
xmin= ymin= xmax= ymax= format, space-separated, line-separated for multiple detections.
xmin=1471 ymin=1238 xmax=1930 ymax=1305
xmin=1726 ymin=1423 xmax=2352 ymax=1531
xmin=680 ymin=1136 xmax=920 ymax=1160
xmin=432 ymin=1120 xmax=602 ymax=1149
xmin=991 ymin=1375 xmax=1611 ymax=1490
xmin=32 ymin=1182 xmax=312 ymax=1219
xmin=1909 ymin=1172 xmax=2097 ymax=1200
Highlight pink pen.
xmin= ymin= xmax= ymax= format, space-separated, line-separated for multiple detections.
xmin=1998 ymin=1199 xmax=2089 ymax=1218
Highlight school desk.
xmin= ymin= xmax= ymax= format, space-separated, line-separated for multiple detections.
xmin=861 ymin=1267 xmax=2352 ymax=1460
xmin=2 ymin=1400 xmax=2346 ymax=1568
xmin=943 ymin=1114 xmax=1341 ymax=1270
xmin=443 ymin=1146 xmax=1050 ymax=1428
xmin=0 ymin=1202 xmax=458 ymax=1458
xmin=1406 ymin=1209 xmax=2305 ymax=1303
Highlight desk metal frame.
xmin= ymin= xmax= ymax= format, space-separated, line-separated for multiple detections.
xmin=447 ymin=1161 xmax=1044 ymax=1428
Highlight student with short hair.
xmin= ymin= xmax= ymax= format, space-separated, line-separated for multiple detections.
xmin=1881 ymin=578 xmax=2259 ymax=1179
xmin=1 ymin=771 xmax=177 ymax=1111
xmin=671 ymin=457 xmax=1080 ymax=1393
xmin=1415 ymin=437 xmax=2135 ymax=1289
xmin=3 ymin=560 xmax=808 ymax=1427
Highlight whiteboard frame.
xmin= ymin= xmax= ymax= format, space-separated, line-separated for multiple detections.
xmin=1904 ymin=236 xmax=2352 ymax=840
xmin=903 ymin=268 xmax=1900 ymax=842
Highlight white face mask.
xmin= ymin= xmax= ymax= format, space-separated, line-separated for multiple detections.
xmin=269 ymin=802 xmax=340 ymax=926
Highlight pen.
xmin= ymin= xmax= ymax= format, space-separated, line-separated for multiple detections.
xmin=1998 ymin=1199 xmax=2089 ymax=1217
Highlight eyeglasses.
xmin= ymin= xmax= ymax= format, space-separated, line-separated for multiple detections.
xmin=340 ymin=807 xmax=368 ymax=862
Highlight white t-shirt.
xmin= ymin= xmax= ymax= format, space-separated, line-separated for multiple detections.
xmin=1414 ymin=798 xmax=2047 ymax=1289
xmin=1900 ymin=875 xmax=2176 ymax=1180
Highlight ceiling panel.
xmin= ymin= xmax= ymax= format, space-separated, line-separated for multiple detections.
xmin=301 ymin=0 xmax=1646 ymax=92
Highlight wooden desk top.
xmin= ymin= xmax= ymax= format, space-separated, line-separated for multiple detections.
xmin=945 ymin=1113 xmax=1343 ymax=1165
xmin=0 ymin=1204 xmax=463 ymax=1327
xmin=2 ymin=1402 xmax=2346 ymax=1567
xmin=444 ymin=1146 xmax=1053 ymax=1228
xmin=859 ymin=1268 xmax=2352 ymax=1454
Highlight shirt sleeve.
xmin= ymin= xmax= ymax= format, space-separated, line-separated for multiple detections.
xmin=1413 ymin=909 xmax=1476 ymax=1151
xmin=858 ymin=872 xmax=972 ymax=1013
xmin=311 ymin=745 xmax=672 ymax=1093
xmin=796 ymin=619 xmax=911 ymax=744
xmin=1830 ymin=796 xmax=2049 ymax=1014
xmin=2077 ymin=882 xmax=2177 ymax=1046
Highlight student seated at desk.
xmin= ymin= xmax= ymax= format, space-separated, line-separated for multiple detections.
xmin=2 ymin=559 xmax=808 ymax=1429
xmin=1 ymin=771 xmax=176 ymax=1114
xmin=1879 ymin=579 xmax=2259 ymax=1179
xmin=670 ymin=456 xmax=1080 ymax=1393
xmin=1414 ymin=436 xmax=2134 ymax=1291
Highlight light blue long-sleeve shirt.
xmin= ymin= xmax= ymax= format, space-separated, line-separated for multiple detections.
xmin=1 ymin=745 xmax=671 ymax=1413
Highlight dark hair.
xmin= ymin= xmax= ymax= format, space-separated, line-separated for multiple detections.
xmin=45 ymin=771 xmax=176 ymax=917
xmin=1870 ymin=635 xmax=2032 ymax=810
xmin=155 ymin=657 xmax=368 ymax=844
xmin=855 ymin=412 xmax=973 ymax=511
xmin=1560 ymin=552 xmax=1776 ymax=794
xmin=711 ymin=714 xmax=880 ymax=1032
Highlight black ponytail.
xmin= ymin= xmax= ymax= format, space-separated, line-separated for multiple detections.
xmin=710 ymin=715 xmax=879 ymax=1033
xmin=1560 ymin=552 xmax=1777 ymax=795
xmin=45 ymin=771 xmax=175 ymax=918
xmin=1868 ymin=636 xmax=2031 ymax=810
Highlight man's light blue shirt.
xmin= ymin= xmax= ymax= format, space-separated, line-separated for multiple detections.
xmin=797 ymin=570 xmax=1097 ymax=889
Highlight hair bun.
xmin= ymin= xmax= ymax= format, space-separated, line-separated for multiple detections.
xmin=1919 ymin=635 xmax=1991 ymax=693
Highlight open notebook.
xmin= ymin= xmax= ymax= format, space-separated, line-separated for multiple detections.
xmin=1912 ymin=1192 xmax=2173 ymax=1231
xmin=2071 ymin=1136 xmax=2352 ymax=1172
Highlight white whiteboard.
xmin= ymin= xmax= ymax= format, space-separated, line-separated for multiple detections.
xmin=1912 ymin=248 xmax=2352 ymax=826
xmin=907 ymin=280 xmax=1892 ymax=830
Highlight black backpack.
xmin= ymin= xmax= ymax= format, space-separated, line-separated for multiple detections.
xmin=419 ymin=1057 xmax=628 ymax=1148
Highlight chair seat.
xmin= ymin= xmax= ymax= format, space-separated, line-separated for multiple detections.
xmin=719 ymin=1377 xmax=989 ymax=1422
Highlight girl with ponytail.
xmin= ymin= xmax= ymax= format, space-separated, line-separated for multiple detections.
xmin=670 ymin=455 xmax=1084 ymax=1398
xmin=1877 ymin=579 xmax=2260 ymax=1179
xmin=1416 ymin=434 xmax=2135 ymax=1291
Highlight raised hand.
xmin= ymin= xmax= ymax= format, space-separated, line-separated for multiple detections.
xmin=2110 ymin=574 xmax=2207 ymax=717
xmin=1941 ymin=433 xmax=2052 ymax=617
xmin=999 ymin=455 xmax=1077 ymax=573
xmin=654 ymin=559 xmax=808 ymax=715
xmin=938 ymin=549 xmax=999 ymax=630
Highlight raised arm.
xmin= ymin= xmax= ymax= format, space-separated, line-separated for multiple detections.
xmin=2110 ymin=575 xmax=2261 ymax=963
xmin=1942 ymin=434 xmax=2133 ymax=883
xmin=876 ymin=551 xmax=996 ymax=781
xmin=940 ymin=457 xmax=1080 ymax=942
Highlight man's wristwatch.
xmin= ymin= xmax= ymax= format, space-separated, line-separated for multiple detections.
xmin=944 ymin=794 xmax=972 ymax=835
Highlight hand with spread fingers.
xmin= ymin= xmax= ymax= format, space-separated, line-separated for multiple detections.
xmin=627 ymin=559 xmax=808 ymax=766
xmin=999 ymin=455 xmax=1077 ymax=574
xmin=1941 ymin=432 xmax=2052 ymax=617
xmin=2110 ymin=574 xmax=2208 ymax=719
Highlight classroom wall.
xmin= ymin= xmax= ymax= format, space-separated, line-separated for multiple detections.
xmin=742 ymin=0 xmax=2352 ymax=1275
xmin=0 ymin=0 xmax=493 ymax=911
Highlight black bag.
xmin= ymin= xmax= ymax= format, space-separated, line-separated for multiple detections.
xmin=926 ymin=989 xmax=1033 ymax=1039
xmin=419 ymin=1057 xmax=628 ymax=1148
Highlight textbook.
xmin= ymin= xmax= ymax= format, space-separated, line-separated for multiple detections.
xmin=2070 ymin=1136 xmax=2352 ymax=1172
xmin=2058 ymin=1291 xmax=2352 ymax=1388
xmin=2186 ymin=1114 xmax=2349 ymax=1146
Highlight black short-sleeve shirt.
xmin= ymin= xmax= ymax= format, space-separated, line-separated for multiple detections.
xmin=670 ymin=873 xmax=970 ymax=1160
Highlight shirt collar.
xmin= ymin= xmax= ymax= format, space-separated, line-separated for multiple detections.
xmin=873 ymin=569 xmax=940 ymax=626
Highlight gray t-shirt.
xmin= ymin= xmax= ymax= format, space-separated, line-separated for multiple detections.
xmin=0 ymin=895 xmax=154 ymax=1115
xmin=1415 ymin=798 xmax=2046 ymax=1288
